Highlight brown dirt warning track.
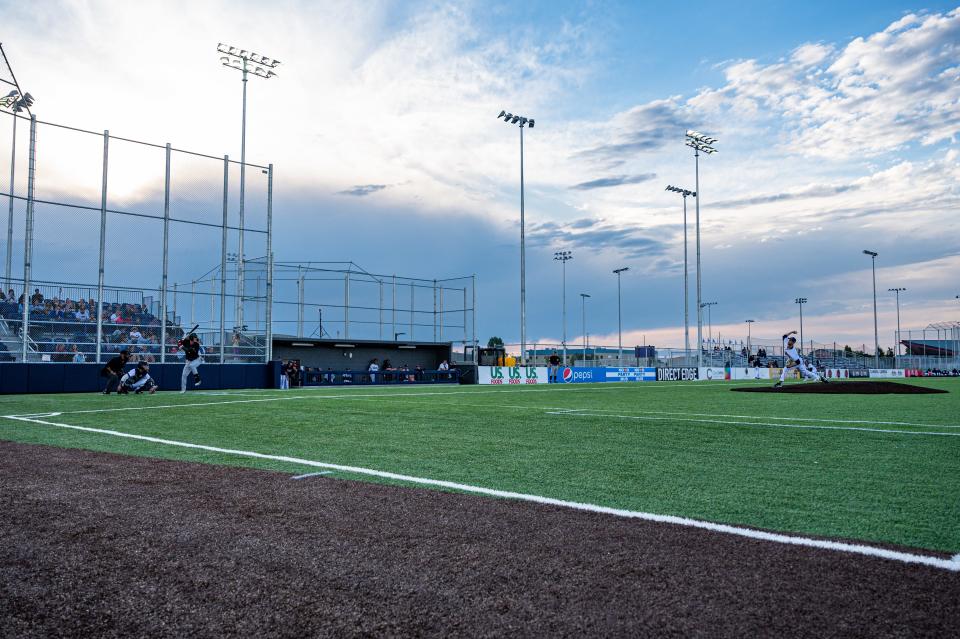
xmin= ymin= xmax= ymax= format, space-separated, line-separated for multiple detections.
xmin=1 ymin=440 xmax=958 ymax=637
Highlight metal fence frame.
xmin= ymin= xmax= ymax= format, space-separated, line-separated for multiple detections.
xmin=0 ymin=110 xmax=273 ymax=364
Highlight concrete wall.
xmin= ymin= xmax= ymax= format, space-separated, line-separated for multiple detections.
xmin=0 ymin=363 xmax=274 ymax=394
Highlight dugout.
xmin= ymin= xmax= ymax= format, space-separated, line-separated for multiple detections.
xmin=271 ymin=336 xmax=453 ymax=371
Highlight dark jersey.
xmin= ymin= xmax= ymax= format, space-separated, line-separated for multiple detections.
xmin=180 ymin=340 xmax=201 ymax=361
xmin=549 ymin=355 xmax=561 ymax=366
xmin=103 ymin=356 xmax=126 ymax=375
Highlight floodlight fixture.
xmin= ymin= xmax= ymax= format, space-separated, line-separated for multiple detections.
xmin=613 ymin=267 xmax=629 ymax=363
xmin=495 ymin=108 xmax=536 ymax=362
xmin=216 ymin=42 xmax=281 ymax=334
xmin=554 ymin=251 xmax=573 ymax=363
xmin=863 ymin=249 xmax=878 ymax=257
xmin=685 ymin=130 xmax=718 ymax=368
xmin=665 ymin=184 xmax=696 ymax=197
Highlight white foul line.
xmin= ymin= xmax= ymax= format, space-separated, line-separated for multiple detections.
xmin=4 ymin=413 xmax=958 ymax=573
xmin=546 ymin=410 xmax=960 ymax=437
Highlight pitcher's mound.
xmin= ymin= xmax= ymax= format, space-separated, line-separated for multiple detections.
xmin=732 ymin=381 xmax=947 ymax=394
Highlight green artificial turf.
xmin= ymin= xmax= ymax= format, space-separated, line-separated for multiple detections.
xmin=1 ymin=379 xmax=958 ymax=552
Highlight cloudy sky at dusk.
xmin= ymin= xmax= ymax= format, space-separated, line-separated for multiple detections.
xmin=2 ymin=0 xmax=958 ymax=351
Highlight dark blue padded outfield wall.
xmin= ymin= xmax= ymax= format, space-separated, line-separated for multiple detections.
xmin=0 ymin=363 xmax=277 ymax=395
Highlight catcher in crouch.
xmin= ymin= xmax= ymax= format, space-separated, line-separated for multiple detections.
xmin=118 ymin=362 xmax=158 ymax=394
xmin=774 ymin=330 xmax=828 ymax=388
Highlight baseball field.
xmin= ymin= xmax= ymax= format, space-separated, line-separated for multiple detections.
xmin=2 ymin=378 xmax=959 ymax=635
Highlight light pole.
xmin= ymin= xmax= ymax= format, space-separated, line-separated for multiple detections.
xmin=700 ymin=301 xmax=717 ymax=348
xmin=0 ymin=44 xmax=35 ymax=292
xmin=685 ymin=130 xmax=717 ymax=368
xmin=888 ymin=288 xmax=905 ymax=356
xmin=745 ymin=319 xmax=755 ymax=356
xmin=613 ymin=267 xmax=629 ymax=364
xmin=217 ymin=43 xmax=280 ymax=336
xmin=795 ymin=297 xmax=807 ymax=347
xmin=497 ymin=110 xmax=534 ymax=364
xmin=863 ymin=250 xmax=879 ymax=366
xmin=554 ymin=250 xmax=572 ymax=365
xmin=666 ymin=185 xmax=696 ymax=364
xmin=580 ymin=293 xmax=590 ymax=363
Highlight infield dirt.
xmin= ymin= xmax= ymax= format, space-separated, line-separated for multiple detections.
xmin=2 ymin=441 xmax=958 ymax=637
xmin=733 ymin=381 xmax=948 ymax=394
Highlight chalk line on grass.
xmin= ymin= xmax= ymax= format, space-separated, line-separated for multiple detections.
xmin=546 ymin=410 xmax=960 ymax=437
xmin=4 ymin=412 xmax=957 ymax=573
xmin=291 ymin=471 xmax=334 ymax=480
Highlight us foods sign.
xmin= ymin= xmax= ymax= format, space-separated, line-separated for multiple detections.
xmin=656 ymin=367 xmax=699 ymax=381
xmin=478 ymin=366 xmax=549 ymax=385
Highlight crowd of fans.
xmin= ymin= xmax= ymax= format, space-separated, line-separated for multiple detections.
xmin=0 ymin=288 xmax=186 ymax=362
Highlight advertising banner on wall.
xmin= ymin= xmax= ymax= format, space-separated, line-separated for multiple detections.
xmin=817 ymin=368 xmax=849 ymax=379
xmin=478 ymin=366 xmax=549 ymax=385
xmin=656 ymin=367 xmax=699 ymax=381
xmin=869 ymin=369 xmax=906 ymax=378
xmin=699 ymin=366 xmax=731 ymax=381
xmin=730 ymin=367 xmax=772 ymax=380
xmin=551 ymin=367 xmax=657 ymax=383
xmin=605 ymin=367 xmax=657 ymax=382
xmin=848 ymin=369 xmax=870 ymax=378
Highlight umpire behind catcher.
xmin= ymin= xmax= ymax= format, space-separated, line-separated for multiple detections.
xmin=101 ymin=349 xmax=131 ymax=395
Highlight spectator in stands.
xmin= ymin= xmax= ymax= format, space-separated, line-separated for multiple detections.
xmin=52 ymin=343 xmax=70 ymax=362
xmin=30 ymin=288 xmax=43 ymax=306
xmin=71 ymin=344 xmax=86 ymax=363
xmin=129 ymin=326 xmax=143 ymax=343
xmin=0 ymin=289 xmax=5 ymax=301
xmin=75 ymin=303 xmax=90 ymax=322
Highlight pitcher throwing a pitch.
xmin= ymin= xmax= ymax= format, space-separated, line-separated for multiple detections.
xmin=775 ymin=330 xmax=828 ymax=388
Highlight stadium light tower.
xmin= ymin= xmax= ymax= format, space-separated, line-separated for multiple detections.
xmin=685 ymin=130 xmax=717 ymax=368
xmin=580 ymin=293 xmax=590 ymax=363
xmin=0 ymin=44 xmax=35 ymax=292
xmin=795 ymin=297 xmax=808 ymax=347
xmin=613 ymin=267 xmax=629 ymax=364
xmin=888 ymin=287 xmax=906 ymax=356
xmin=497 ymin=110 xmax=534 ymax=364
xmin=666 ymin=185 xmax=696 ymax=364
xmin=554 ymin=250 xmax=573 ymax=365
xmin=745 ymin=319 xmax=755 ymax=355
xmin=700 ymin=301 xmax=717 ymax=347
xmin=217 ymin=43 xmax=280 ymax=335
xmin=863 ymin=250 xmax=879 ymax=366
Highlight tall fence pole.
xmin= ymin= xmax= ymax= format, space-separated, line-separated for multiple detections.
xmin=297 ymin=265 xmax=304 ymax=338
xmin=20 ymin=115 xmax=37 ymax=362
xmin=219 ymin=156 xmax=229 ymax=364
xmin=264 ymin=163 xmax=273 ymax=362
xmin=5 ymin=113 xmax=16 ymax=291
xmin=160 ymin=143 xmax=171 ymax=363
xmin=463 ymin=286 xmax=467 ymax=349
xmin=409 ymin=282 xmax=414 ymax=340
xmin=433 ymin=279 xmax=438 ymax=341
xmin=472 ymin=274 xmax=477 ymax=364
xmin=439 ymin=286 xmax=444 ymax=342
xmin=344 ymin=271 xmax=350 ymax=338
xmin=95 ymin=129 xmax=109 ymax=364
xmin=391 ymin=275 xmax=396 ymax=339
xmin=379 ymin=280 xmax=384 ymax=340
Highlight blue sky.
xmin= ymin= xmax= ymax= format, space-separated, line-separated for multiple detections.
xmin=1 ymin=0 xmax=958 ymax=351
